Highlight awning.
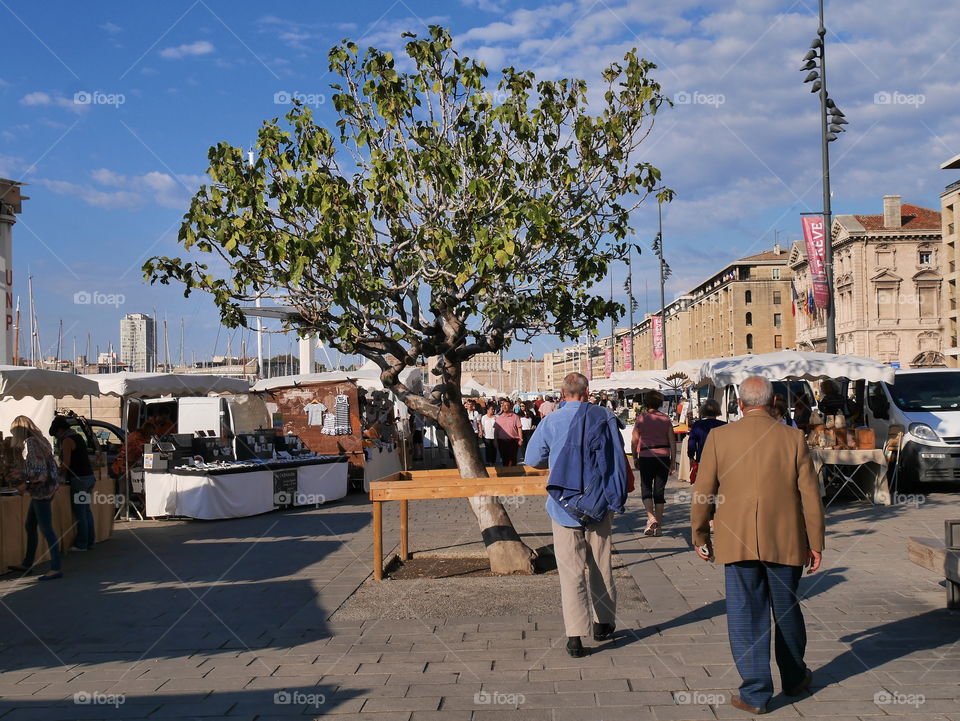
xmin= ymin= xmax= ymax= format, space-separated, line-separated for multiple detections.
xmin=84 ymin=372 xmax=250 ymax=398
xmin=696 ymin=351 xmax=896 ymax=387
xmin=0 ymin=366 xmax=102 ymax=400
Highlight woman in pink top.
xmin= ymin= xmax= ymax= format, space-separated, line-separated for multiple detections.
xmin=494 ymin=399 xmax=523 ymax=466
xmin=631 ymin=391 xmax=676 ymax=536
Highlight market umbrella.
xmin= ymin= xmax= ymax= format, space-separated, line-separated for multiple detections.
xmin=590 ymin=370 xmax=673 ymax=393
xmin=696 ymin=351 xmax=896 ymax=388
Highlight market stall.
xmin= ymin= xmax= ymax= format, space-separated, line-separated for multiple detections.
xmin=696 ymin=351 xmax=896 ymax=504
xmin=0 ymin=368 xmax=114 ymax=569
xmin=251 ymin=362 xmax=420 ymax=491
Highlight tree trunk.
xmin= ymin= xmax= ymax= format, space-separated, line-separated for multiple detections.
xmin=439 ymin=401 xmax=536 ymax=575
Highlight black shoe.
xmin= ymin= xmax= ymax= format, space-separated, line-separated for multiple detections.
xmin=593 ymin=622 xmax=616 ymax=641
xmin=565 ymin=637 xmax=585 ymax=658
xmin=785 ymin=669 xmax=812 ymax=696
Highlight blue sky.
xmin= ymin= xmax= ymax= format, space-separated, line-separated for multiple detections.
xmin=2 ymin=0 xmax=957 ymax=364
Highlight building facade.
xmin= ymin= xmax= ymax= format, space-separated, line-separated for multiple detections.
xmin=789 ymin=195 xmax=944 ymax=367
xmin=940 ymin=156 xmax=960 ymax=367
xmin=632 ymin=247 xmax=796 ymax=369
xmin=120 ymin=313 xmax=157 ymax=372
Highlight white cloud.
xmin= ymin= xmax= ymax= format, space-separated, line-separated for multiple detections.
xmin=40 ymin=169 xmax=207 ymax=210
xmin=19 ymin=91 xmax=86 ymax=113
xmin=459 ymin=0 xmax=508 ymax=13
xmin=100 ymin=21 xmax=122 ymax=34
xmin=159 ymin=40 xmax=215 ymax=59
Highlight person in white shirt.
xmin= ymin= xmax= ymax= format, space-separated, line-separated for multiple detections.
xmin=479 ymin=405 xmax=498 ymax=465
xmin=465 ymin=400 xmax=482 ymax=435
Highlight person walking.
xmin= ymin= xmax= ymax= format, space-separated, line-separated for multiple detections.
xmin=686 ymin=399 xmax=726 ymax=483
xmin=50 ymin=416 xmax=96 ymax=551
xmin=479 ymin=404 xmax=498 ymax=465
xmin=494 ymin=399 xmax=523 ymax=466
xmin=632 ymin=390 xmax=675 ymax=536
xmin=525 ymin=373 xmax=628 ymax=658
xmin=691 ymin=375 xmax=825 ymax=715
xmin=7 ymin=416 xmax=63 ymax=580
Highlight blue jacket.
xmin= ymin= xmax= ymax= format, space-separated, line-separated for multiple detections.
xmin=525 ymin=401 xmax=628 ymax=525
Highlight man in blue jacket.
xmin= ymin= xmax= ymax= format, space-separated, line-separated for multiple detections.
xmin=525 ymin=372 xmax=628 ymax=657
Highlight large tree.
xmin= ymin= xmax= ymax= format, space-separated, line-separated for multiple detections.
xmin=145 ymin=26 xmax=672 ymax=574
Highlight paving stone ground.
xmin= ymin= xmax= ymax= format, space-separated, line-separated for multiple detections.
xmin=0 ymin=476 xmax=958 ymax=720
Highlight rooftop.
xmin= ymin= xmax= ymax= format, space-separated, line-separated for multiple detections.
xmin=852 ymin=203 xmax=941 ymax=231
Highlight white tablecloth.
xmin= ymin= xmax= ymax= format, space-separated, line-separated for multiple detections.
xmin=146 ymin=461 xmax=349 ymax=519
xmin=810 ymin=448 xmax=890 ymax=505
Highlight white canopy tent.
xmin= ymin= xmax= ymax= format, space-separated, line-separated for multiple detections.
xmin=0 ymin=367 xmax=103 ymax=440
xmin=84 ymin=372 xmax=250 ymax=399
xmin=460 ymin=380 xmax=501 ymax=398
xmin=1 ymin=366 xmax=101 ymax=400
xmin=589 ymin=370 xmax=676 ymax=393
xmin=696 ymin=351 xmax=896 ymax=388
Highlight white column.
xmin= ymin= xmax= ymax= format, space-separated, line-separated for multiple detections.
xmin=0 ymin=212 xmax=14 ymax=365
xmin=298 ymin=335 xmax=314 ymax=375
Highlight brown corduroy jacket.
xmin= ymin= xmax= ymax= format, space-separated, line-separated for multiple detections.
xmin=691 ymin=408 xmax=825 ymax=566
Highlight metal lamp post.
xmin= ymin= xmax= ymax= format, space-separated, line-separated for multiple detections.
xmin=653 ymin=197 xmax=668 ymax=370
xmin=801 ymin=0 xmax=848 ymax=353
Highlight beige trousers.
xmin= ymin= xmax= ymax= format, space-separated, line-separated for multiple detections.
xmin=552 ymin=512 xmax=616 ymax=637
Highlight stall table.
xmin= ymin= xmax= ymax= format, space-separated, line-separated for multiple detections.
xmin=810 ymin=448 xmax=890 ymax=506
xmin=145 ymin=456 xmax=349 ymax=520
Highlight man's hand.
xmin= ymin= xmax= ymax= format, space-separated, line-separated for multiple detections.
xmin=695 ymin=541 xmax=713 ymax=561
xmin=806 ymin=549 xmax=822 ymax=574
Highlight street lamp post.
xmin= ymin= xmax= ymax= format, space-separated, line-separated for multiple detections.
xmin=655 ymin=198 xmax=668 ymax=370
xmin=801 ymin=0 xmax=848 ymax=353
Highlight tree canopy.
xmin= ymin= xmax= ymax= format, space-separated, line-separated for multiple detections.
xmin=145 ymin=25 xmax=673 ymax=415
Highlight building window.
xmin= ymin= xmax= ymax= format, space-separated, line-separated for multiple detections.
xmin=877 ymin=286 xmax=898 ymax=320
xmin=919 ymin=250 xmax=932 ymax=265
xmin=745 ymin=290 xmax=752 ymax=304
xmin=774 ymin=313 xmax=782 ymax=327
xmin=746 ymin=333 xmax=754 ymax=351
xmin=919 ymin=286 xmax=937 ymax=319
xmin=745 ymin=312 xmax=753 ymax=326
xmin=772 ymin=291 xmax=782 ymax=305
xmin=772 ymin=268 xmax=781 ymax=280
xmin=774 ymin=334 xmax=783 ymax=349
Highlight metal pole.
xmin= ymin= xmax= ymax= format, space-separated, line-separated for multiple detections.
xmin=818 ymin=0 xmax=836 ymax=353
xmin=658 ymin=199 xmax=667 ymax=370
xmin=609 ymin=270 xmax=615 ymax=376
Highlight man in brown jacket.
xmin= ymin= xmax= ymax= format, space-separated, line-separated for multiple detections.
xmin=691 ymin=375 xmax=825 ymax=714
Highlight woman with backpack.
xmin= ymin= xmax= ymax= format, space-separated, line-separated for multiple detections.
xmin=7 ymin=416 xmax=63 ymax=580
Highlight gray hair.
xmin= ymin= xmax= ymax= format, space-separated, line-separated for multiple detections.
xmin=740 ymin=375 xmax=773 ymax=408
xmin=561 ymin=372 xmax=589 ymax=399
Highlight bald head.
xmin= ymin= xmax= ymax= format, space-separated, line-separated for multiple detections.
xmin=739 ymin=375 xmax=773 ymax=410
xmin=562 ymin=372 xmax=589 ymax=401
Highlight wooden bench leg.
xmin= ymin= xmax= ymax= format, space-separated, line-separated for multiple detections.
xmin=400 ymin=499 xmax=409 ymax=561
xmin=373 ymin=500 xmax=383 ymax=580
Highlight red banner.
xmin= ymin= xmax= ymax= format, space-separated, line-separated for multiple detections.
xmin=801 ymin=215 xmax=830 ymax=309
xmin=621 ymin=335 xmax=633 ymax=371
xmin=652 ymin=316 xmax=665 ymax=360
xmin=604 ymin=348 xmax=613 ymax=377
xmin=582 ymin=350 xmax=592 ymax=380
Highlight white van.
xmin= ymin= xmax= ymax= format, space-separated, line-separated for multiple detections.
xmin=700 ymin=380 xmax=817 ymax=423
xmin=861 ymin=368 xmax=960 ymax=488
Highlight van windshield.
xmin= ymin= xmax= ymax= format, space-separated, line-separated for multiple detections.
xmin=888 ymin=373 xmax=960 ymax=411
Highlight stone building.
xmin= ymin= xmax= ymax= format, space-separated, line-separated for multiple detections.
xmin=789 ymin=195 xmax=944 ymax=367
xmin=940 ymin=155 xmax=960 ymax=366
xmin=632 ymin=247 xmax=796 ymax=369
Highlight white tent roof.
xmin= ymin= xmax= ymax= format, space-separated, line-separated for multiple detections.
xmin=590 ymin=370 xmax=676 ymax=392
xmin=0 ymin=366 xmax=102 ymax=400
xmin=696 ymin=351 xmax=896 ymax=387
xmin=460 ymin=380 xmax=501 ymax=397
xmin=84 ymin=372 xmax=250 ymax=398
xmin=251 ymin=363 xmax=423 ymax=395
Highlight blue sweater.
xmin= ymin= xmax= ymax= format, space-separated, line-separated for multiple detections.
xmin=525 ymin=401 xmax=628 ymax=527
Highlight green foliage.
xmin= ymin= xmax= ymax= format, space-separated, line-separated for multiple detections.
xmin=144 ymin=25 xmax=673 ymax=404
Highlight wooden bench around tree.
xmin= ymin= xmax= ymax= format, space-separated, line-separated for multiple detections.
xmin=368 ymin=466 xmax=549 ymax=580
xmin=907 ymin=520 xmax=960 ymax=609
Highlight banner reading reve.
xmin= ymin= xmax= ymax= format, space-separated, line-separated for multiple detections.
xmin=621 ymin=335 xmax=634 ymax=371
xmin=603 ymin=348 xmax=613 ymax=377
xmin=801 ymin=215 xmax=830 ymax=309
xmin=652 ymin=316 xmax=665 ymax=360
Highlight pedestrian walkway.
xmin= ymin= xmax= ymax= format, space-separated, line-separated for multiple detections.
xmin=0 ymin=478 xmax=957 ymax=720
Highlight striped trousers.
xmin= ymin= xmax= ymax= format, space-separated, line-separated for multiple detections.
xmin=725 ymin=561 xmax=808 ymax=710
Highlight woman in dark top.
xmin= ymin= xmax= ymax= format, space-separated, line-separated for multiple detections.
xmin=687 ymin=399 xmax=726 ymax=481
xmin=50 ymin=416 xmax=97 ymax=551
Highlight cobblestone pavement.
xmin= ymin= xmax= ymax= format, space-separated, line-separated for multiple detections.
xmin=0 ymin=478 xmax=958 ymax=720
